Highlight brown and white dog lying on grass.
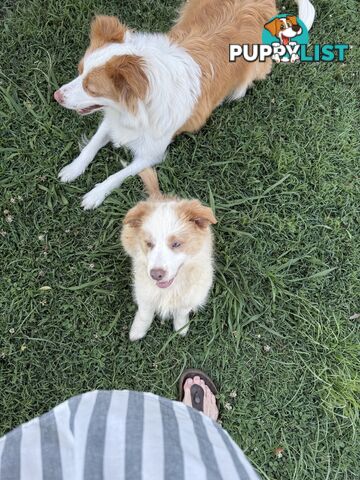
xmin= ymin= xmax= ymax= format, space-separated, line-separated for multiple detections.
xmin=121 ymin=169 xmax=217 ymax=340
xmin=54 ymin=0 xmax=314 ymax=209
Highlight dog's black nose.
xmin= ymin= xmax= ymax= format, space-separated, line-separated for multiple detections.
xmin=292 ymin=24 xmax=301 ymax=32
xmin=150 ymin=268 xmax=166 ymax=281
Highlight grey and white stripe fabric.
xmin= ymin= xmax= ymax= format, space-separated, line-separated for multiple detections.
xmin=0 ymin=390 xmax=260 ymax=480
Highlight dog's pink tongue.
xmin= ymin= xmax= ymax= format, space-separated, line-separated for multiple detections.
xmin=282 ymin=35 xmax=290 ymax=46
xmin=157 ymin=278 xmax=174 ymax=289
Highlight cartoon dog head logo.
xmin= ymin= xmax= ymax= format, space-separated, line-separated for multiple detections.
xmin=262 ymin=14 xmax=309 ymax=63
xmin=264 ymin=16 xmax=302 ymax=46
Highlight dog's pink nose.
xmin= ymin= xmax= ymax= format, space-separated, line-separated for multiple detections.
xmin=54 ymin=89 xmax=64 ymax=104
xmin=150 ymin=268 xmax=166 ymax=281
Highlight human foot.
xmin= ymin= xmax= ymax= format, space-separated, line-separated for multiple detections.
xmin=182 ymin=375 xmax=219 ymax=421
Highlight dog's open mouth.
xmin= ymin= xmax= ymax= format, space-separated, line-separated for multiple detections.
xmin=77 ymin=105 xmax=102 ymax=116
xmin=282 ymin=35 xmax=290 ymax=46
xmin=156 ymin=277 xmax=175 ymax=289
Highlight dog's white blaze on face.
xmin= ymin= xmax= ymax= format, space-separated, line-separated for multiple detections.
xmin=142 ymin=204 xmax=187 ymax=285
xmin=57 ymin=68 xmax=109 ymax=115
xmin=56 ymin=43 xmax=136 ymax=114
xmin=58 ymin=75 xmax=96 ymax=112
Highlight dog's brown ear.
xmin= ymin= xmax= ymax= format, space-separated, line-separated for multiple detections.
xmin=287 ymin=15 xmax=298 ymax=26
xmin=123 ymin=202 xmax=151 ymax=228
xmin=264 ymin=18 xmax=279 ymax=37
xmin=105 ymin=55 xmax=149 ymax=112
xmin=179 ymin=200 xmax=217 ymax=229
xmin=90 ymin=15 xmax=126 ymax=47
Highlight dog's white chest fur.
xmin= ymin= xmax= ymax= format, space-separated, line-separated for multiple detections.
xmin=105 ymin=110 xmax=142 ymax=148
xmin=133 ymin=257 xmax=214 ymax=319
xmin=127 ymin=237 xmax=214 ymax=341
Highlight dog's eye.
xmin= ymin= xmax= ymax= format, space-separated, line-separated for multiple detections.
xmin=171 ymin=241 xmax=182 ymax=249
xmin=280 ymin=25 xmax=285 ymax=30
xmin=86 ymin=87 xmax=97 ymax=96
xmin=146 ymin=241 xmax=154 ymax=249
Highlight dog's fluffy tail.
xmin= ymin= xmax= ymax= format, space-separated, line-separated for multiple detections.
xmin=138 ymin=168 xmax=162 ymax=199
xmin=295 ymin=0 xmax=315 ymax=31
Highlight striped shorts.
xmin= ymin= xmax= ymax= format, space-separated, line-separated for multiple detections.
xmin=0 ymin=390 xmax=259 ymax=480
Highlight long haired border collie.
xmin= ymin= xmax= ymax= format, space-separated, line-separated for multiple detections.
xmin=54 ymin=0 xmax=315 ymax=209
xmin=121 ymin=168 xmax=217 ymax=340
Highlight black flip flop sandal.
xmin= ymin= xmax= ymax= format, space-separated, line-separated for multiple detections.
xmin=178 ymin=368 xmax=218 ymax=413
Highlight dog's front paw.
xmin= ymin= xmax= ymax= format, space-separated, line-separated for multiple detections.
xmin=176 ymin=324 xmax=189 ymax=337
xmin=173 ymin=317 xmax=190 ymax=336
xmin=81 ymin=185 xmax=108 ymax=210
xmin=129 ymin=321 xmax=149 ymax=341
xmin=58 ymin=162 xmax=83 ymax=183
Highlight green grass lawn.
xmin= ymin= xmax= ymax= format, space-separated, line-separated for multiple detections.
xmin=1 ymin=0 xmax=359 ymax=478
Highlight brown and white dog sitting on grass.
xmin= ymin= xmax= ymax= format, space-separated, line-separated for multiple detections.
xmin=54 ymin=0 xmax=315 ymax=209
xmin=121 ymin=169 xmax=217 ymax=340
